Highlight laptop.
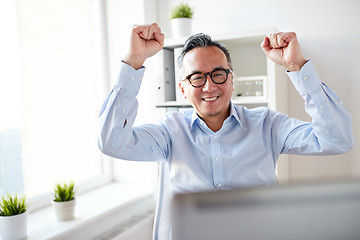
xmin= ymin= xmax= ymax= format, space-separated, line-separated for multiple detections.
xmin=171 ymin=179 xmax=360 ymax=240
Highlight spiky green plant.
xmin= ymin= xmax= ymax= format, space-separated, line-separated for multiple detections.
xmin=0 ymin=193 xmax=28 ymax=216
xmin=170 ymin=3 xmax=194 ymax=19
xmin=53 ymin=181 xmax=76 ymax=202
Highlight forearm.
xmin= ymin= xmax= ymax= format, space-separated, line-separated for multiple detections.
xmin=98 ymin=61 xmax=144 ymax=156
xmin=286 ymin=61 xmax=354 ymax=153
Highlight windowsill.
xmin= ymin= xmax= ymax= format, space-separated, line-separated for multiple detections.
xmin=27 ymin=182 xmax=155 ymax=239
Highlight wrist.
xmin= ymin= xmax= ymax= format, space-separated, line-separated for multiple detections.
xmin=287 ymin=58 xmax=307 ymax=72
xmin=123 ymin=54 xmax=145 ymax=70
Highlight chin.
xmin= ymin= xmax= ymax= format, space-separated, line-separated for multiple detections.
xmin=202 ymin=110 xmax=221 ymax=117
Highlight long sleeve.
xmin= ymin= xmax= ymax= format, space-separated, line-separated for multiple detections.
xmin=281 ymin=60 xmax=354 ymax=155
xmin=98 ymin=61 xmax=170 ymax=162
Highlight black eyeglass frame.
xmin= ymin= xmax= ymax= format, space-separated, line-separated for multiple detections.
xmin=183 ymin=68 xmax=232 ymax=88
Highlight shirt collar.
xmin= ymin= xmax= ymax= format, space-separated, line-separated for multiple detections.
xmin=229 ymin=102 xmax=242 ymax=126
xmin=190 ymin=110 xmax=199 ymax=128
xmin=190 ymin=101 xmax=244 ymax=129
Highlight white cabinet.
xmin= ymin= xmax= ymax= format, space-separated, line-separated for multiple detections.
xmin=155 ymin=28 xmax=289 ymax=115
xmin=153 ymin=28 xmax=290 ymax=182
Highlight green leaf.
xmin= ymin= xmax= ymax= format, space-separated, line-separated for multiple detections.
xmin=0 ymin=193 xmax=28 ymax=216
xmin=170 ymin=3 xmax=194 ymax=19
xmin=53 ymin=181 xmax=76 ymax=202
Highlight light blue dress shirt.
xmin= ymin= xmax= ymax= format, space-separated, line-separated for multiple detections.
xmin=98 ymin=60 xmax=354 ymax=240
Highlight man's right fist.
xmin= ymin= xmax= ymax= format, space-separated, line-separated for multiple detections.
xmin=124 ymin=23 xmax=164 ymax=70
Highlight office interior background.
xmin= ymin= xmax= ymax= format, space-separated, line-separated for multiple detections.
xmin=0 ymin=0 xmax=359 ymax=238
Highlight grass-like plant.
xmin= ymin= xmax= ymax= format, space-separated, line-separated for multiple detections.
xmin=0 ymin=193 xmax=28 ymax=216
xmin=170 ymin=3 xmax=194 ymax=19
xmin=53 ymin=181 xmax=76 ymax=202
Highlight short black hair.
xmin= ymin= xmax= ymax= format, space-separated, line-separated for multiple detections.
xmin=177 ymin=33 xmax=233 ymax=71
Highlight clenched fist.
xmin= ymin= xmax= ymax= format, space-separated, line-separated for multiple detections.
xmin=261 ymin=32 xmax=307 ymax=71
xmin=124 ymin=23 xmax=165 ymax=70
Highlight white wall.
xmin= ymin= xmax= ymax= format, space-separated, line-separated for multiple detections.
xmin=105 ymin=0 xmax=161 ymax=125
xmin=156 ymin=0 xmax=360 ymax=181
xmin=105 ymin=0 xmax=160 ymax=184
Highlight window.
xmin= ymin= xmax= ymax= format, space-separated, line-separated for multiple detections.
xmin=0 ymin=0 xmax=104 ymax=198
xmin=0 ymin=0 xmax=25 ymax=195
xmin=1 ymin=0 xmax=159 ymax=202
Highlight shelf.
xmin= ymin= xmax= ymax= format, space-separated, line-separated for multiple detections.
xmin=155 ymin=26 xmax=289 ymax=182
xmin=156 ymin=101 xmax=191 ymax=108
xmin=232 ymin=96 xmax=268 ymax=104
xmin=157 ymin=26 xmax=287 ymax=112
xmin=156 ymin=97 xmax=268 ymax=108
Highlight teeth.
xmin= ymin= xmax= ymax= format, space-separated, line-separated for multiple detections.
xmin=204 ymin=96 xmax=217 ymax=102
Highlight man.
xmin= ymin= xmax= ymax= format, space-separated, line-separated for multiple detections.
xmin=98 ymin=23 xmax=354 ymax=239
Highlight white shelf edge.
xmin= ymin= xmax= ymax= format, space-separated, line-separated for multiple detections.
xmin=156 ymin=97 xmax=269 ymax=108
xmin=156 ymin=101 xmax=190 ymax=108
xmin=232 ymin=97 xmax=268 ymax=105
xmin=234 ymin=75 xmax=267 ymax=81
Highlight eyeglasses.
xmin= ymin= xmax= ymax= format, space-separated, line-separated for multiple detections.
xmin=183 ymin=68 xmax=232 ymax=88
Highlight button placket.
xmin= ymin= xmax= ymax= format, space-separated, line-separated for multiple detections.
xmin=211 ymin=134 xmax=223 ymax=189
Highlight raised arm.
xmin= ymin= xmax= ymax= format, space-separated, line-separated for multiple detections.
xmin=98 ymin=23 xmax=170 ymax=161
xmin=261 ymin=32 xmax=354 ymax=154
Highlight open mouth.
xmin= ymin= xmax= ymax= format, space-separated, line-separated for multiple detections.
xmin=202 ymin=96 xmax=219 ymax=102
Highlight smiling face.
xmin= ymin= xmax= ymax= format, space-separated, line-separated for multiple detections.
xmin=179 ymin=46 xmax=234 ymax=125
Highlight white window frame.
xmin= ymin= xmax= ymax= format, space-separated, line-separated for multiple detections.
xmin=24 ymin=0 xmax=117 ymax=212
xmin=1 ymin=0 xmax=157 ymax=238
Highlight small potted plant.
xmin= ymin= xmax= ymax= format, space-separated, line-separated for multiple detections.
xmin=170 ymin=3 xmax=194 ymax=38
xmin=0 ymin=193 xmax=28 ymax=240
xmin=52 ymin=181 xmax=76 ymax=221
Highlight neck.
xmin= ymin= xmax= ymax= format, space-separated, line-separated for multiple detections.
xmin=204 ymin=118 xmax=224 ymax=132
xmin=199 ymin=107 xmax=230 ymax=132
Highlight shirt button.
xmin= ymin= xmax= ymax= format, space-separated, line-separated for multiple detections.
xmin=214 ymin=157 xmax=219 ymax=161
xmin=213 ymin=135 xmax=218 ymax=140
xmin=121 ymin=108 xmax=126 ymax=112
xmin=130 ymin=76 xmax=135 ymax=80
xmin=217 ymin=183 xmax=222 ymax=187
xmin=320 ymin=105 xmax=324 ymax=109
xmin=303 ymin=75 xmax=308 ymax=80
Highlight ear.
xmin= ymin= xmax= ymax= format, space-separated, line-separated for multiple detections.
xmin=230 ymin=73 xmax=234 ymax=91
xmin=178 ymin=82 xmax=187 ymax=99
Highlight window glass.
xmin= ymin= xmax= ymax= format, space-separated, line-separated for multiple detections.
xmin=1 ymin=0 xmax=159 ymax=198
xmin=0 ymin=0 xmax=102 ymax=197
xmin=0 ymin=0 xmax=24 ymax=195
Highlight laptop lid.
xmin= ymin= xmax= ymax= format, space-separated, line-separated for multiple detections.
xmin=171 ymin=180 xmax=360 ymax=240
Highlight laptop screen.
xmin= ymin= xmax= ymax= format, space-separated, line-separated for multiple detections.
xmin=171 ymin=180 xmax=360 ymax=240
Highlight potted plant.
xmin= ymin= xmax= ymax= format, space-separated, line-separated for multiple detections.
xmin=52 ymin=181 xmax=76 ymax=221
xmin=0 ymin=193 xmax=28 ymax=240
xmin=170 ymin=3 xmax=194 ymax=38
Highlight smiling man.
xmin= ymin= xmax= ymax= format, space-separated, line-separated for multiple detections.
xmin=98 ymin=23 xmax=354 ymax=240
xmin=179 ymin=43 xmax=234 ymax=132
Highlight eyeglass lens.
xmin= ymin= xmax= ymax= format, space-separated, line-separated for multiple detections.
xmin=190 ymin=69 xmax=228 ymax=87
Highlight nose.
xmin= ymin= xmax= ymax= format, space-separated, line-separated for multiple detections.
xmin=202 ymin=74 xmax=217 ymax=92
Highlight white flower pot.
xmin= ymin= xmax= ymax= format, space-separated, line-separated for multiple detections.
xmin=0 ymin=211 xmax=28 ymax=240
xmin=52 ymin=199 xmax=76 ymax=221
xmin=171 ymin=18 xmax=192 ymax=38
